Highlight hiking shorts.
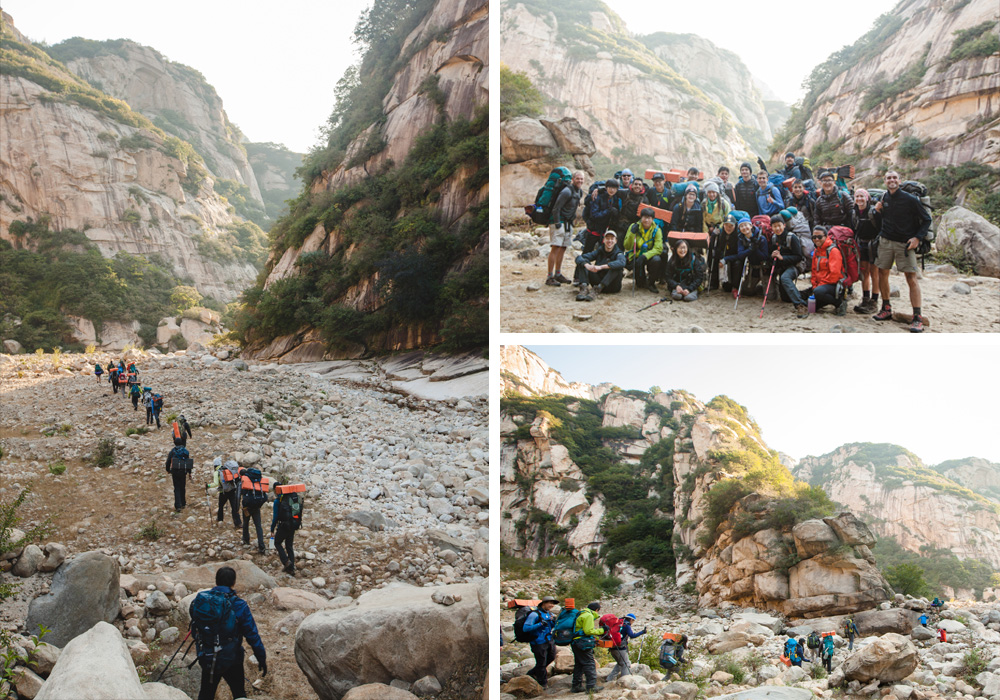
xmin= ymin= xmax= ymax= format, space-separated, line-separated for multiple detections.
xmin=858 ymin=237 xmax=879 ymax=264
xmin=876 ymin=238 xmax=918 ymax=273
xmin=549 ymin=223 xmax=573 ymax=248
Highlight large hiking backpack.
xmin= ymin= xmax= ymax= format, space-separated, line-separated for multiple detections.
xmin=767 ymin=173 xmax=786 ymax=193
xmin=899 ymin=180 xmax=935 ymax=257
xmin=784 ymin=637 xmax=798 ymax=657
xmin=526 ymin=167 xmax=572 ymax=224
xmin=751 ymin=214 xmax=773 ymax=240
xmin=513 ymin=606 xmax=536 ymax=643
xmin=659 ymin=640 xmax=679 ymax=670
xmin=241 ymin=468 xmax=269 ymax=507
xmin=171 ymin=446 xmax=192 ymax=474
xmin=807 ymin=631 xmax=820 ymax=649
xmin=275 ymin=484 xmax=305 ymax=529
xmin=152 ymin=394 xmax=163 ymax=411
xmin=552 ymin=607 xmax=582 ymax=646
xmin=583 ymin=180 xmax=606 ymax=219
xmin=828 ymin=225 xmax=860 ymax=287
xmin=190 ymin=589 xmax=239 ymax=664
xmin=795 ymin=156 xmax=814 ymax=181
xmin=221 ymin=460 xmax=239 ymax=494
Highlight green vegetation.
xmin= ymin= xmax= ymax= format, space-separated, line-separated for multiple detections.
xmin=244 ymin=142 xmax=303 ymax=221
xmin=194 ymin=221 xmax=268 ymax=267
xmin=711 ymin=654 xmax=746 ymax=684
xmin=94 ymin=438 xmax=115 ymax=468
xmin=859 ymin=45 xmax=930 ymax=113
xmin=0 ymin=487 xmax=51 ymax=602
xmin=871 ymin=535 xmax=998 ymax=599
xmin=898 ymin=135 xmax=928 ymax=161
xmin=961 ymin=647 xmax=989 ymax=686
xmin=47 ymin=461 xmax=66 ymax=475
xmin=169 ymin=285 xmax=202 ymax=312
xmin=946 ymin=21 xmax=1000 ymax=65
xmin=214 ymin=179 xmax=268 ymax=226
xmin=125 ymin=426 xmax=150 ymax=436
xmin=922 ymin=162 xmax=1000 ymax=227
xmin=137 ymin=519 xmax=163 ymax=541
xmin=554 ymin=566 xmax=622 ymax=603
xmin=884 ymin=562 xmax=929 ymax=597
xmin=500 ymin=65 xmax=543 ymax=121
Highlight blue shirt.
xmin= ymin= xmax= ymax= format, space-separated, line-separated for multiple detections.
xmin=522 ymin=608 xmax=555 ymax=646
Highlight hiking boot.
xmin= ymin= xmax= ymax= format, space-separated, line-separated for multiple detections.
xmin=909 ymin=315 xmax=925 ymax=333
xmin=579 ymin=290 xmax=594 ymax=302
xmin=647 ymin=281 xmax=658 ymax=293
xmin=592 ymin=284 xmax=603 ymax=297
xmin=575 ymin=284 xmax=590 ymax=301
xmin=554 ymin=272 xmax=572 ymax=284
xmin=835 ymin=298 xmax=848 ymax=316
xmin=545 ymin=276 xmax=561 ymax=287
xmin=854 ymin=299 xmax=873 ymax=314
xmin=872 ymin=306 xmax=893 ymax=321
xmin=258 ymin=547 xmax=266 ymax=555
xmin=795 ymin=304 xmax=808 ymax=319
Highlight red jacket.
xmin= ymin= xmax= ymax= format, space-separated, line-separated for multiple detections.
xmin=599 ymin=613 xmax=622 ymax=646
xmin=811 ymin=236 xmax=843 ymax=287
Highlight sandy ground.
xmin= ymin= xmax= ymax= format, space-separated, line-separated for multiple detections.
xmin=499 ymin=242 xmax=1000 ymax=334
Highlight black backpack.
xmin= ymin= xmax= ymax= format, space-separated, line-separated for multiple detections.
xmin=513 ymin=606 xmax=536 ymax=643
xmin=277 ymin=492 xmax=304 ymax=530
xmin=171 ymin=447 xmax=192 ymax=474
xmin=241 ymin=468 xmax=268 ymax=507
xmin=899 ymin=180 xmax=935 ymax=257
xmin=807 ymin=632 xmax=820 ymax=649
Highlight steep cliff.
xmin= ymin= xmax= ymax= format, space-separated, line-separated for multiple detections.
xmin=500 ymin=346 xmax=892 ymax=617
xmin=499 ymin=345 xmax=602 ymax=399
xmin=933 ymin=456 xmax=1000 ymax=500
xmin=795 ymin=443 xmax=1000 ymax=569
xmin=236 ymin=0 xmax=488 ymax=360
xmin=244 ymin=142 xmax=303 ymax=221
xmin=500 ymin=0 xmax=780 ymax=170
xmin=772 ymin=0 xmax=1000 ymax=177
xmin=0 ymin=13 xmax=262 ymax=304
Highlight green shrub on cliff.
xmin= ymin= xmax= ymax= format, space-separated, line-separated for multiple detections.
xmin=500 ymin=65 xmax=543 ymax=121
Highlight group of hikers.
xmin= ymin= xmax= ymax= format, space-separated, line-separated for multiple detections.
xmin=528 ymin=153 xmax=933 ymax=332
xmin=94 ymin=359 xmax=165 ymax=426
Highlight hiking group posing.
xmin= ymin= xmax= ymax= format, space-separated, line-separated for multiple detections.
xmin=527 ymin=155 xmax=933 ymax=332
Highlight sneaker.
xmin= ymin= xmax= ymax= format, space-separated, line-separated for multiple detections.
xmin=545 ymin=276 xmax=561 ymax=287
xmin=872 ymin=306 xmax=893 ymax=321
xmin=909 ymin=315 xmax=925 ymax=333
xmin=575 ymin=285 xmax=590 ymax=302
xmin=795 ymin=304 xmax=808 ymax=319
xmin=554 ymin=273 xmax=572 ymax=284
xmin=835 ymin=298 xmax=848 ymax=316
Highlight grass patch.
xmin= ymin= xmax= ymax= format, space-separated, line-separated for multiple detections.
xmin=94 ymin=437 xmax=115 ymax=468
xmin=125 ymin=427 xmax=150 ymax=436
xmin=47 ymin=461 xmax=66 ymax=475
xmin=136 ymin=520 xmax=163 ymax=542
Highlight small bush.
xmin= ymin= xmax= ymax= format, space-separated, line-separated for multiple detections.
xmin=125 ymin=427 xmax=149 ymax=436
xmin=136 ymin=520 xmax=162 ymax=541
xmin=712 ymin=653 xmax=746 ymax=684
xmin=169 ymin=332 xmax=188 ymax=350
xmin=898 ymin=136 xmax=927 ymax=160
xmin=94 ymin=438 xmax=115 ymax=468
xmin=962 ymin=647 xmax=988 ymax=685
xmin=121 ymin=209 xmax=142 ymax=225
xmin=47 ymin=461 xmax=66 ymax=475
xmin=85 ymin=343 xmax=96 ymax=354
xmin=0 ymin=487 xmax=51 ymax=601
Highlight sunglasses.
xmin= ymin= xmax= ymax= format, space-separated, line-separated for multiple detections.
xmin=811 ymin=235 xmax=825 ymax=240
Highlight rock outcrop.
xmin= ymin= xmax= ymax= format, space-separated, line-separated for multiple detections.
xmin=937 ymin=206 xmax=1000 ymax=278
xmin=498 ymin=345 xmax=600 ymax=399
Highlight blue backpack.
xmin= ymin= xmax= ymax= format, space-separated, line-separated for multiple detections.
xmin=784 ymin=638 xmax=798 ymax=658
xmin=552 ymin=608 xmax=582 ymax=646
xmin=527 ymin=167 xmax=572 ymax=224
xmin=190 ymin=590 xmax=239 ymax=664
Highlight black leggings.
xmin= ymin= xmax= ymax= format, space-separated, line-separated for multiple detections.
xmin=812 ymin=283 xmax=841 ymax=309
xmin=197 ymin=652 xmax=245 ymax=700
xmin=274 ymin=523 xmax=295 ymax=567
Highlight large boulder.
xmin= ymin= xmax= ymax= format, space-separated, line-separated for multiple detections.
xmin=295 ymin=582 xmax=487 ymax=700
xmin=500 ymin=117 xmax=558 ymax=163
xmin=840 ymin=633 xmax=918 ymax=683
xmin=35 ymin=622 xmax=144 ymax=699
xmin=342 ymin=684 xmax=418 ymax=700
xmin=26 ymin=551 xmax=121 ymax=647
xmin=822 ymin=512 xmax=876 ymax=547
xmin=938 ymin=206 xmax=1000 ymax=278
xmin=854 ymin=608 xmax=916 ymax=635
xmin=136 ymin=559 xmax=275 ymax=594
xmin=3 ymin=339 xmax=23 ymax=354
xmin=538 ymin=117 xmax=596 ymax=157
xmin=791 ymin=520 xmax=840 ymax=558
xmin=141 ymin=682 xmax=192 ymax=699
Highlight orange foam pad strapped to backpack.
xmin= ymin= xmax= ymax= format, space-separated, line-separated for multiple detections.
xmin=636 ymin=203 xmax=672 ymax=223
xmin=275 ymin=483 xmax=306 ymax=495
xmin=240 ymin=475 xmax=272 ymax=491
xmin=661 ymin=632 xmax=682 ymax=642
xmin=666 ymin=231 xmax=709 ymax=248
xmin=644 ymin=170 xmax=682 ymax=183
xmin=173 ymin=422 xmax=181 ymax=439
xmin=783 ymin=177 xmax=796 ymax=189
xmin=597 ymin=640 xmax=614 ymax=648
xmin=564 ymin=598 xmax=576 ymax=609
xmin=507 ymin=598 xmax=541 ymax=609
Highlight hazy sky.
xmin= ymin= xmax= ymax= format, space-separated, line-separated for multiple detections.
xmin=3 ymin=0 xmax=370 ymax=153
xmin=612 ymin=0 xmax=899 ymax=104
xmin=524 ymin=344 xmax=1000 ymax=465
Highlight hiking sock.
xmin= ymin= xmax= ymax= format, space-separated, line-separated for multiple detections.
xmin=913 ymin=307 xmax=921 ymax=318
xmin=882 ymin=301 xmax=891 ymax=311
xmin=862 ymin=290 xmax=870 ymax=301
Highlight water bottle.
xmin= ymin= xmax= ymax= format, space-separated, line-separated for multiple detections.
xmin=269 ymin=536 xmax=274 ymax=550
xmin=807 ymin=295 xmax=816 ymax=314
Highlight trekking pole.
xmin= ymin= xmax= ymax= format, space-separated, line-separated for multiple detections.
xmin=734 ymin=257 xmax=749 ymax=310
xmin=637 ymin=297 xmax=672 ymax=313
xmin=154 ymin=630 xmax=192 ymax=682
xmin=759 ymin=264 xmax=776 ymax=318
xmin=631 ymin=236 xmax=637 ymax=298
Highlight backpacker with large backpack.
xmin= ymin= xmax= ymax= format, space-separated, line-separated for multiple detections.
xmin=899 ymin=180 xmax=935 ymax=263
xmin=170 ymin=446 xmax=192 ymax=474
xmin=525 ymin=167 xmax=572 ymax=225
xmin=240 ymin=468 xmax=270 ymax=508
xmin=275 ymin=483 xmax=305 ymax=530
xmin=190 ymin=588 xmax=240 ymax=678
xmin=807 ymin=631 xmax=820 ymax=651
xmin=659 ymin=633 xmax=684 ymax=671
xmin=513 ymin=605 xmax=537 ymax=643
xmin=220 ymin=460 xmax=240 ymax=494
xmin=827 ymin=225 xmax=860 ymax=287
xmin=795 ymin=156 xmax=814 ymax=181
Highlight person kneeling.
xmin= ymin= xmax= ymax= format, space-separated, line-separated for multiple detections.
xmin=574 ymin=231 xmax=626 ymax=301
xmin=767 ymin=215 xmax=807 ymax=317
xmin=802 ymin=226 xmax=847 ymax=315
xmin=624 ymin=208 xmax=664 ymax=293
xmin=665 ymin=240 xmax=705 ymax=302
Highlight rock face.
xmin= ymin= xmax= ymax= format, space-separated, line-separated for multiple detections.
xmin=0 ymin=14 xmax=259 ymax=302
xmin=775 ymin=0 xmax=1000 ymax=174
xmin=498 ymin=345 xmax=599 ymax=399
xmin=500 ymin=1 xmax=768 ymax=169
xmin=795 ymin=443 xmax=1000 ymax=569
xmin=295 ymin=581 xmax=487 ymax=700
xmin=935 ymin=455 xmax=1000 ymax=500
xmin=25 ymin=551 xmax=122 ymax=647
xmin=35 ymin=622 xmax=144 ymax=700
xmin=937 ymin=206 xmax=1000 ymax=278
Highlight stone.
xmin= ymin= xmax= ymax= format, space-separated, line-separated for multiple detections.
xmin=295 ymin=583 xmax=486 ymax=700
xmin=37 ymin=543 xmax=68 ymax=573
xmin=500 ymin=116 xmax=559 ymax=163
xmin=731 ymin=612 xmax=783 ymax=633
xmin=13 ymin=544 xmax=44 ymax=577
xmin=938 ymin=207 xmax=1000 ymax=278
xmin=855 ymin=608 xmax=915 ymax=635
xmin=706 ymin=631 xmax=752 ymax=654
xmin=276 ymin=610 xmax=307 ymax=633
xmin=14 ymin=667 xmax=44 ymax=699
xmin=35 ymin=622 xmax=144 ymax=700
xmin=937 ymin=618 xmax=966 ymax=633
xmin=500 ymin=675 xmax=542 ymax=697
xmin=840 ymin=633 xmax=918 ymax=683
xmin=153 ymin=559 xmax=276 ymax=592
xmin=159 ymin=627 xmax=180 ymax=644
xmin=144 ymin=590 xmax=173 ymax=615
xmin=572 ymin=313 xmax=592 ymax=321
xmin=28 ymin=643 xmax=61 ymax=678
xmin=823 ymin=513 xmax=877 ymax=546
xmin=141 ymin=682 xmax=193 ymax=699
xmin=3 ymin=339 xmax=23 ymax=354
xmin=347 ymin=511 xmax=395 ymax=532
xmin=518 ymin=250 xmax=540 ymax=261
xmin=412 ymin=675 xmax=442 ymax=695
xmin=26 ymin=551 xmax=121 ymax=647
xmin=910 ymin=626 xmax=935 ymax=640
xmin=662 ymin=681 xmax=698 ymax=700
xmin=342 ymin=684 xmax=419 ymax=700
xmin=273 ymin=587 xmax=333 ymax=612
xmin=791 ymin=519 xmax=840 ymax=558
xmin=951 ymin=282 xmax=971 ymax=294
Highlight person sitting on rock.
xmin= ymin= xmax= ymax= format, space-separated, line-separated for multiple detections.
xmin=191 ymin=566 xmax=267 ymax=700
xmin=624 ymin=208 xmax=664 ymax=293
xmin=522 ymin=596 xmax=558 ymax=688
xmin=801 ymin=226 xmax=846 ymax=315
xmin=821 ymin=633 xmax=835 ymax=672
xmin=664 ymin=240 xmax=705 ymax=302
xmin=574 ymin=231 xmax=627 ymax=301
xmin=571 ymin=602 xmax=605 ymax=693
xmin=713 ymin=213 xmax=740 ymax=292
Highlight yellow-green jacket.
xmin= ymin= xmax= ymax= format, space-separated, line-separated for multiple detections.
xmin=573 ymin=608 xmax=604 ymax=640
xmin=623 ymin=222 xmax=663 ymax=261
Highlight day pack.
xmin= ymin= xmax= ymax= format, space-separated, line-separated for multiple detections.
xmin=827 ymin=225 xmax=860 ymax=287
xmin=807 ymin=632 xmax=820 ymax=649
xmin=276 ymin=484 xmax=305 ymax=530
xmin=241 ymin=468 xmax=269 ymax=507
xmin=899 ymin=180 xmax=935 ymax=257
xmin=659 ymin=640 xmax=679 ymax=670
xmin=190 ymin=589 xmax=239 ymax=663
xmin=513 ymin=606 xmax=536 ymax=643
xmin=552 ymin=607 xmax=581 ymax=646
xmin=751 ymin=214 xmax=773 ymax=240
xmin=526 ymin=167 xmax=572 ymax=224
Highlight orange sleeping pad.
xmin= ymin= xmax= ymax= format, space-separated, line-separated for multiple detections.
xmin=635 ymin=203 xmax=672 ymax=223
xmin=275 ymin=483 xmax=306 ymax=495
xmin=666 ymin=231 xmax=709 ymax=248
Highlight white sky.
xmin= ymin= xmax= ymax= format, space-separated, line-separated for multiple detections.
xmin=612 ymin=0 xmax=900 ymax=104
xmin=525 ymin=345 xmax=1000 ymax=465
xmin=2 ymin=0 xmax=372 ymax=153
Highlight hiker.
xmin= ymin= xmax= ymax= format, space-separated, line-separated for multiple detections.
xmin=608 ymin=613 xmax=646 ymax=681
xmin=938 ymin=627 xmax=947 ymax=642
xmin=618 ymin=168 xmax=633 ymax=191
xmin=797 ymin=637 xmax=810 ymax=663
xmin=271 ymin=479 xmax=303 ymax=575
xmin=813 ymin=170 xmax=855 ymax=230
xmin=546 ymin=170 xmax=584 ymax=287
xmin=619 ymin=177 xmax=648 ymax=234
xmin=644 ymin=172 xmax=671 ymax=217
xmin=767 ymin=215 xmax=807 ymax=317
xmin=701 ymin=181 xmax=731 ymax=234
xmin=520 ymin=596 xmax=558 ymax=688
xmin=778 ymin=152 xmax=804 ymax=181
xmin=919 ymin=613 xmax=929 ymax=627
xmin=852 ymin=188 xmax=882 ymax=314
xmin=785 ymin=179 xmax=815 ymax=230
xmin=109 ymin=364 xmax=119 ymax=394
xmin=784 ymin=634 xmax=801 ymax=666
xmin=129 ymin=382 xmax=141 ymax=411
xmin=722 ymin=216 xmax=768 ymax=298
xmin=600 ymin=613 xmax=628 ymax=681
xmin=624 ymin=208 xmax=664 ymax=293
xmin=667 ymin=167 xmax=701 ymax=209
xmin=733 ymin=162 xmax=759 ymax=217
xmin=821 ymin=633 xmax=835 ymax=673
xmin=165 ymin=443 xmax=192 ymax=512
xmin=173 ymin=415 xmax=193 ymax=446
xmin=669 ymin=185 xmax=704 ymax=236
xmin=151 ymin=393 xmax=164 ymax=429
xmin=240 ymin=466 xmax=269 ymax=554
xmin=713 ymin=213 xmax=740 ymax=292
xmin=190 ymin=566 xmax=266 ymax=700
xmin=756 ymin=171 xmax=785 ymax=217
xmin=801 ymin=226 xmax=846 ymax=314
xmin=872 ymin=170 xmax=932 ymax=332
xmin=94 ymin=362 xmax=103 ymax=384
xmin=665 ymin=240 xmax=705 ymax=302
xmin=716 ymin=166 xmax=736 ymax=205
xmin=208 ymin=458 xmax=242 ymax=529
xmin=142 ymin=387 xmax=154 ymax=425
xmin=575 ymin=230 xmax=626 ymax=301
xmin=806 ymin=630 xmax=821 ymax=659
xmin=571 ymin=602 xmax=605 ymax=694
xmin=583 ymin=178 xmax=621 ymax=254
xmin=118 ymin=370 xmax=128 ymax=398
xmin=843 ymin=617 xmax=859 ymax=651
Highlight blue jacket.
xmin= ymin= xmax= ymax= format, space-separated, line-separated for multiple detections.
xmin=619 ymin=621 xmax=646 ymax=648
xmin=724 ymin=231 xmax=769 ymax=265
xmin=756 ymin=185 xmax=784 ymax=216
xmin=204 ymin=585 xmax=266 ymax=664
xmin=522 ymin=608 xmax=555 ymax=646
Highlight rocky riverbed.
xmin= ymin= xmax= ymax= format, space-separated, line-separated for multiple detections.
xmin=0 ymin=348 xmax=488 ymax=700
